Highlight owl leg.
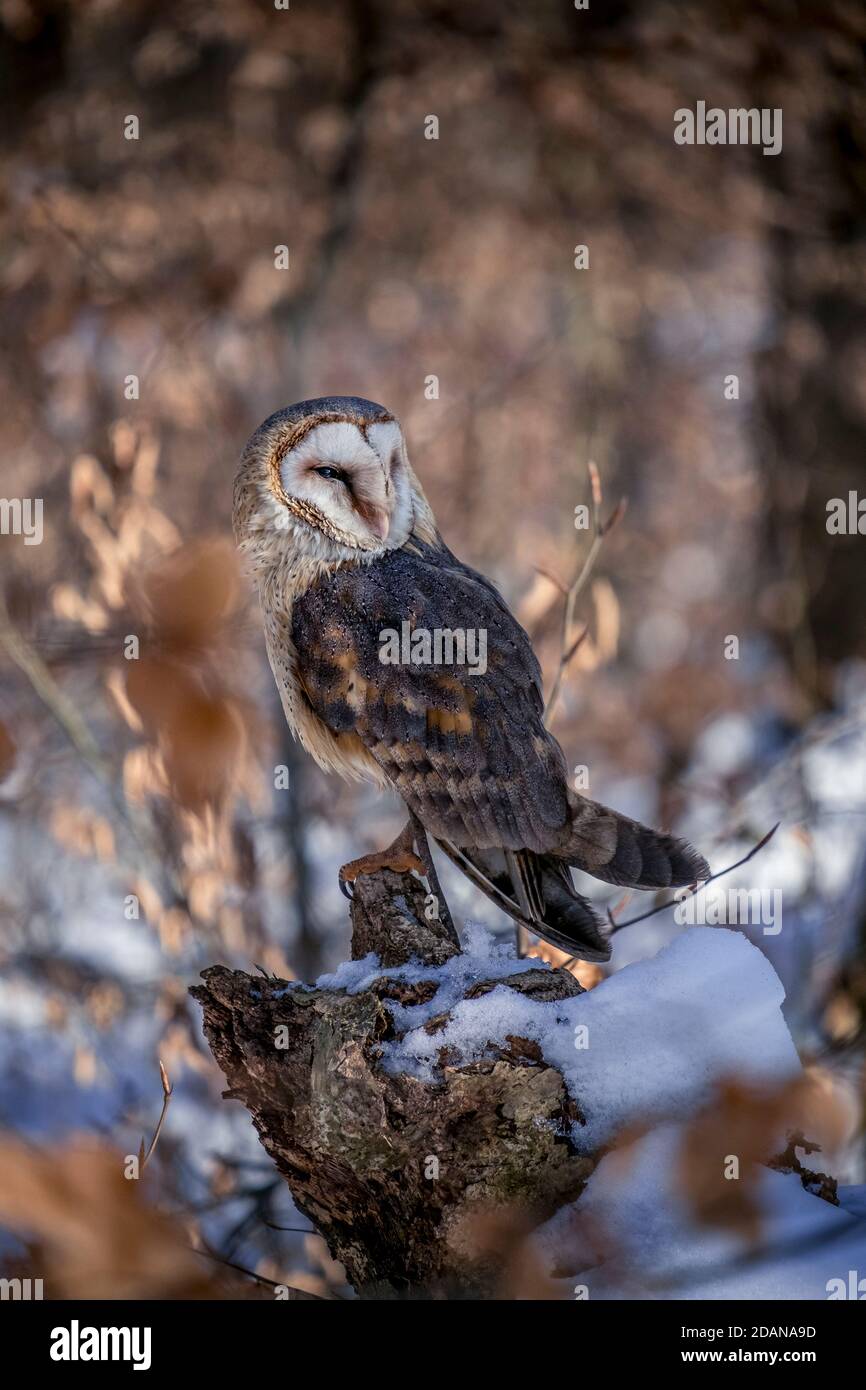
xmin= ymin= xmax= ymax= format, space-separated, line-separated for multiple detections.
xmin=338 ymin=821 xmax=424 ymax=898
xmin=407 ymin=809 xmax=459 ymax=946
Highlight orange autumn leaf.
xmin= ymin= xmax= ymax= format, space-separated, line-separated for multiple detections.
xmin=125 ymin=655 xmax=196 ymax=734
xmin=676 ymin=1075 xmax=845 ymax=1242
xmin=162 ymin=688 xmax=245 ymax=811
xmin=125 ymin=658 xmax=245 ymax=811
xmin=0 ymin=1135 xmax=217 ymax=1299
xmin=131 ymin=538 xmax=240 ymax=649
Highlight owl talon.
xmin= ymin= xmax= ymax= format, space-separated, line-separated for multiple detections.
xmin=338 ymin=846 xmax=425 ymax=890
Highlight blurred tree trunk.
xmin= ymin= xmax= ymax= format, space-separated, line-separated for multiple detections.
xmin=754 ymin=5 xmax=866 ymax=709
xmin=274 ymin=718 xmax=321 ymax=979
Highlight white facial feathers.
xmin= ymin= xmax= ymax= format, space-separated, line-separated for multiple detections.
xmin=366 ymin=419 xmax=413 ymax=541
xmin=279 ymin=421 xmax=376 ymax=484
xmin=365 ymin=420 xmax=405 ymax=480
xmin=277 ymin=419 xmax=413 ymax=553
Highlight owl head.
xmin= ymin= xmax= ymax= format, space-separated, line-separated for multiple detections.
xmin=233 ymin=396 xmax=437 ymax=574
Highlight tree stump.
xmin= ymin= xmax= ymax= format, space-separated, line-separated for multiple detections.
xmin=191 ymin=868 xmax=595 ymax=1297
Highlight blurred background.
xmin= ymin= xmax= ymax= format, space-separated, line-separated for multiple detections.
xmin=0 ymin=0 xmax=865 ymax=1297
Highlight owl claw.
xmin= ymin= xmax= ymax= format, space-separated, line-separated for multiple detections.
xmin=338 ymin=846 xmax=425 ymax=893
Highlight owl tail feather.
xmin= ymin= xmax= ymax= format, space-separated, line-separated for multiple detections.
xmin=435 ymin=800 xmax=709 ymax=964
xmin=563 ymin=794 xmax=710 ymax=891
xmin=436 ymin=840 xmax=612 ymax=963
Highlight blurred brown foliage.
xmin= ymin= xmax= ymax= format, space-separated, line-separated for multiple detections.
xmin=0 ymin=0 xmax=864 ymax=1297
xmin=0 ymin=1134 xmax=218 ymax=1298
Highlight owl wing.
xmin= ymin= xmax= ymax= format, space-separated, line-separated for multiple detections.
xmin=291 ymin=542 xmax=571 ymax=852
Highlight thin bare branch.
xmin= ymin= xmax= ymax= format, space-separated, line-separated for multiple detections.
xmin=544 ymin=459 xmax=626 ymax=725
xmin=0 ymin=593 xmax=110 ymax=781
xmin=191 ymin=1244 xmax=329 ymax=1298
xmin=261 ymin=1221 xmax=318 ymax=1234
xmin=561 ymin=625 xmax=590 ymax=669
xmin=533 ymin=566 xmax=568 ymax=596
xmin=140 ymin=1060 xmax=174 ymax=1170
xmin=601 ymin=496 xmax=628 ymax=537
xmin=0 ymin=595 xmax=195 ymax=912
xmin=608 ymin=823 xmax=781 ymax=935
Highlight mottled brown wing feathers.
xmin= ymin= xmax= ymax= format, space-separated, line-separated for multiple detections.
xmin=291 ymin=542 xmax=571 ymax=852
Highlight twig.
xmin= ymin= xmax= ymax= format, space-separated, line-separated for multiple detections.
xmin=561 ymin=625 xmax=590 ymax=667
xmin=544 ymin=461 xmax=626 ymax=725
xmin=533 ymin=566 xmax=568 ymax=596
xmin=191 ymin=1244 xmax=329 ymax=1298
xmin=262 ymin=1221 xmax=318 ymax=1234
xmin=0 ymin=594 xmax=194 ymax=910
xmin=608 ymin=823 xmax=780 ymax=935
xmin=139 ymin=1060 xmax=173 ymax=1170
xmin=0 ymin=593 xmax=110 ymax=781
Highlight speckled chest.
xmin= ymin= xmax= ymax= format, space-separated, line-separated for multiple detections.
xmin=258 ymin=565 xmax=384 ymax=785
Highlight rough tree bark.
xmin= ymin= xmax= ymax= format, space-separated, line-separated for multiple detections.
xmin=190 ymin=868 xmax=595 ymax=1297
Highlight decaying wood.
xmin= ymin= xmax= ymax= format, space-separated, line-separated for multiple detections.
xmin=191 ymin=867 xmax=595 ymax=1297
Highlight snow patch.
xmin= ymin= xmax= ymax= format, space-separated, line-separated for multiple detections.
xmin=317 ymin=922 xmax=801 ymax=1153
xmin=536 ymin=1124 xmax=866 ymax=1300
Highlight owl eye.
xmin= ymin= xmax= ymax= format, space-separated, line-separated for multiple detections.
xmin=313 ymin=465 xmax=348 ymax=483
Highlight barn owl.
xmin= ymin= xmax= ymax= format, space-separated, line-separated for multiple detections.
xmin=233 ymin=396 xmax=709 ymax=961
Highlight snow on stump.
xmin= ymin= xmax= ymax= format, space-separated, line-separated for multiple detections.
xmin=191 ymin=867 xmax=807 ymax=1298
xmin=191 ymin=869 xmax=592 ymax=1297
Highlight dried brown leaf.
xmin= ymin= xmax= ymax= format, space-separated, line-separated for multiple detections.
xmin=0 ymin=1135 xmax=217 ymax=1299
xmin=132 ymin=538 xmax=239 ymax=648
